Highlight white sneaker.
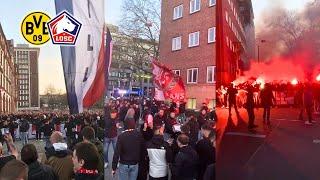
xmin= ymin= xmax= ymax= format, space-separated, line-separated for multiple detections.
xmin=104 ymin=162 xmax=108 ymax=169
xmin=305 ymin=121 xmax=312 ymax=125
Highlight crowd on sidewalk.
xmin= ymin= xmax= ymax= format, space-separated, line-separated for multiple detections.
xmin=217 ymin=82 xmax=319 ymax=130
xmin=105 ymin=99 xmax=216 ymax=180
xmin=0 ymin=111 xmax=105 ymax=180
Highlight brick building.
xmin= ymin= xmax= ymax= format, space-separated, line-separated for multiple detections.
xmin=14 ymin=44 xmax=40 ymax=110
xmin=216 ymin=0 xmax=255 ymax=86
xmin=160 ymin=0 xmax=217 ymax=109
xmin=0 ymin=23 xmax=17 ymax=113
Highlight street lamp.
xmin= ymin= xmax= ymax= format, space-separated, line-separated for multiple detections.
xmin=257 ymin=39 xmax=266 ymax=63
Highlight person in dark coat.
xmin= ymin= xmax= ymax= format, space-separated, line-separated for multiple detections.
xmin=64 ymin=117 xmax=76 ymax=150
xmin=164 ymin=110 xmax=178 ymax=139
xmin=302 ymin=83 xmax=314 ymax=125
xmin=34 ymin=116 xmax=42 ymax=141
xmin=105 ymin=109 xmax=119 ymax=168
xmin=203 ymin=164 xmax=215 ymax=180
xmin=204 ymin=129 xmax=216 ymax=180
xmin=186 ymin=116 xmax=199 ymax=147
xmin=245 ymin=86 xmax=257 ymax=129
xmin=260 ymin=83 xmax=276 ymax=125
xmin=171 ymin=134 xmax=199 ymax=180
xmin=154 ymin=108 xmax=166 ymax=127
xmin=227 ymin=83 xmax=239 ymax=116
xmin=41 ymin=120 xmax=54 ymax=148
xmin=8 ymin=118 xmax=18 ymax=142
xmin=21 ymin=144 xmax=58 ymax=180
xmin=198 ymin=109 xmax=209 ymax=129
xmin=196 ymin=123 xmax=215 ymax=180
xmin=112 ymin=120 xmax=144 ymax=180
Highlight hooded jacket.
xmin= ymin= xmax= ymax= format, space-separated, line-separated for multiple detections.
xmin=45 ymin=143 xmax=74 ymax=180
xmin=146 ymin=135 xmax=173 ymax=178
xmin=171 ymin=145 xmax=199 ymax=180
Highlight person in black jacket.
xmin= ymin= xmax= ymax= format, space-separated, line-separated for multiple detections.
xmin=171 ymin=134 xmax=199 ymax=180
xmin=73 ymin=142 xmax=103 ymax=180
xmin=198 ymin=108 xmax=209 ymax=129
xmin=246 ymin=86 xmax=258 ymax=129
xmin=64 ymin=117 xmax=76 ymax=150
xmin=204 ymin=130 xmax=216 ymax=180
xmin=164 ymin=110 xmax=178 ymax=140
xmin=145 ymin=124 xmax=173 ymax=180
xmin=154 ymin=108 xmax=166 ymax=127
xmin=20 ymin=118 xmax=30 ymax=146
xmin=105 ymin=109 xmax=119 ymax=168
xmin=41 ymin=120 xmax=54 ymax=148
xmin=196 ymin=123 xmax=215 ymax=180
xmin=260 ymin=83 xmax=276 ymax=125
xmin=8 ymin=118 xmax=18 ymax=142
xmin=112 ymin=119 xmax=143 ymax=180
xmin=33 ymin=116 xmax=43 ymax=141
xmin=21 ymin=144 xmax=58 ymax=180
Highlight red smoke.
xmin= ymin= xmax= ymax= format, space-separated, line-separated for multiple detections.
xmin=233 ymin=48 xmax=320 ymax=86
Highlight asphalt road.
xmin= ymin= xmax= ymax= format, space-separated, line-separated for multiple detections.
xmin=216 ymin=107 xmax=320 ymax=180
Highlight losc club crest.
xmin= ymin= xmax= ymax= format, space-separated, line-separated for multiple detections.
xmin=47 ymin=11 xmax=82 ymax=45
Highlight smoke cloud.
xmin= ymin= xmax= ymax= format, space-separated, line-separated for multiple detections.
xmin=240 ymin=0 xmax=320 ymax=84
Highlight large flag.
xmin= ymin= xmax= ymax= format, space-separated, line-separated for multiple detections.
xmin=152 ymin=60 xmax=185 ymax=102
xmin=55 ymin=0 xmax=106 ymax=114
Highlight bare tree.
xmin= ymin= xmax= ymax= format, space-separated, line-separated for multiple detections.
xmin=120 ymin=0 xmax=160 ymax=58
xmin=265 ymin=9 xmax=304 ymax=52
xmin=44 ymin=84 xmax=57 ymax=95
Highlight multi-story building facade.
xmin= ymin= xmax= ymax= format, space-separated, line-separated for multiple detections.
xmin=216 ymin=0 xmax=255 ymax=86
xmin=106 ymin=24 xmax=155 ymax=98
xmin=0 ymin=23 xmax=17 ymax=113
xmin=14 ymin=44 xmax=40 ymax=110
xmin=160 ymin=0 xmax=217 ymax=109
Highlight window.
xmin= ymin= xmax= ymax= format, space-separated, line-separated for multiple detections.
xmin=207 ymin=66 xmax=215 ymax=83
xmin=208 ymin=27 xmax=216 ymax=43
xmin=189 ymin=31 xmax=200 ymax=47
xmin=173 ymin=5 xmax=183 ymax=20
xmin=209 ymin=0 xmax=216 ymax=6
xmin=172 ymin=36 xmax=182 ymax=51
xmin=187 ymin=68 xmax=198 ymax=83
xmin=187 ymin=98 xmax=197 ymax=110
xmin=190 ymin=0 xmax=201 ymax=14
xmin=173 ymin=70 xmax=181 ymax=76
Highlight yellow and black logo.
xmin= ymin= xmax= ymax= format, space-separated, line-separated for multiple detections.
xmin=21 ymin=12 xmax=51 ymax=45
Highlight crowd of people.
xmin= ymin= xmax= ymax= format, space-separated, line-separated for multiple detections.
xmin=0 ymin=111 xmax=105 ymax=180
xmin=105 ymin=98 xmax=216 ymax=180
xmin=216 ymin=81 xmax=320 ymax=130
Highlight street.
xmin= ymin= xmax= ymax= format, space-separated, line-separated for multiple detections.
xmin=216 ymin=107 xmax=320 ymax=180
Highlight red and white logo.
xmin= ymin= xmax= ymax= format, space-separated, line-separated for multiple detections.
xmin=47 ymin=11 xmax=82 ymax=45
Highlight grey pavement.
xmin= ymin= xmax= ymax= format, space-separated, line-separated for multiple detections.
xmin=216 ymin=107 xmax=320 ymax=180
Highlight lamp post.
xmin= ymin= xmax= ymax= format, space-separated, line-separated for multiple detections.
xmin=257 ymin=39 xmax=266 ymax=63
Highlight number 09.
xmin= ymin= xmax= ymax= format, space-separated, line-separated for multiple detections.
xmin=33 ymin=35 xmax=43 ymax=42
